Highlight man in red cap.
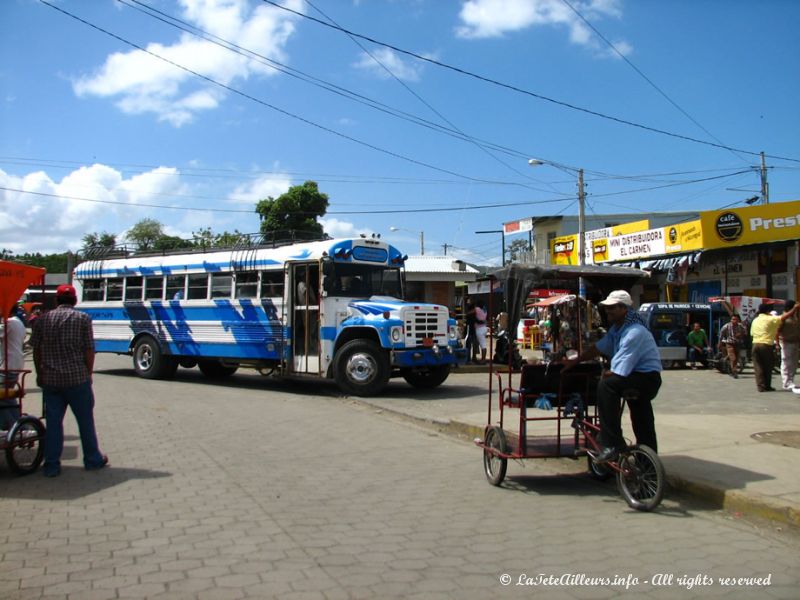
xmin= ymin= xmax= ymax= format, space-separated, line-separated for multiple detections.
xmin=31 ymin=284 xmax=107 ymax=477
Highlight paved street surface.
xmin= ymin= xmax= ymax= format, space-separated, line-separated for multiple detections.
xmin=1 ymin=354 xmax=799 ymax=599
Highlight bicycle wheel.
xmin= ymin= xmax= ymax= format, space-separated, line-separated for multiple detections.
xmin=483 ymin=426 xmax=508 ymax=486
xmin=616 ymin=444 xmax=665 ymax=511
xmin=5 ymin=417 xmax=45 ymax=476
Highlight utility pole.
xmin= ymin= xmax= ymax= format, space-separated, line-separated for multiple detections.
xmin=760 ymin=151 xmax=769 ymax=204
xmin=577 ymin=168 xmax=586 ymax=298
xmin=441 ymin=243 xmax=449 ymax=255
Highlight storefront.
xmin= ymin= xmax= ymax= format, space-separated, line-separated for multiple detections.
xmin=550 ymin=200 xmax=800 ymax=305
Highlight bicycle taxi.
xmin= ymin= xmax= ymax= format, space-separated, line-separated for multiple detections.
xmin=475 ymin=263 xmax=666 ymax=511
xmin=1 ymin=260 xmax=46 ymax=475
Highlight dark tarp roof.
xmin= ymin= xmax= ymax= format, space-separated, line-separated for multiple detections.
xmin=487 ymin=263 xmax=650 ymax=342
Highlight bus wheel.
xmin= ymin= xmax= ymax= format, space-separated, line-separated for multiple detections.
xmin=334 ymin=340 xmax=389 ymax=396
xmin=198 ymin=360 xmax=238 ymax=379
xmin=402 ymin=365 xmax=451 ymax=389
xmin=133 ymin=337 xmax=177 ymax=380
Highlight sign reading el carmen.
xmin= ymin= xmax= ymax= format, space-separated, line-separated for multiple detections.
xmin=548 ymin=200 xmax=799 ymax=264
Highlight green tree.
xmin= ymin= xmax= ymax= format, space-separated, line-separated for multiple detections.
xmin=154 ymin=235 xmax=193 ymax=251
xmin=256 ymin=181 xmax=328 ymax=240
xmin=126 ymin=218 xmax=166 ymax=251
xmin=82 ymin=231 xmax=117 ymax=249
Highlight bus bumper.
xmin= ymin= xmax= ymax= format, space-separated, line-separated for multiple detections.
xmin=391 ymin=346 xmax=467 ymax=368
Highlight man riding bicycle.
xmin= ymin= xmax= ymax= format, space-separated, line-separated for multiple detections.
xmin=562 ymin=290 xmax=662 ymax=463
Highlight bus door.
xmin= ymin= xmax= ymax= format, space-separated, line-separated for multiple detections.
xmin=290 ymin=263 xmax=321 ymax=374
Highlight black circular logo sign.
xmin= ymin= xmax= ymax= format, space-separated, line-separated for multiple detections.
xmin=668 ymin=227 xmax=677 ymax=244
xmin=716 ymin=212 xmax=743 ymax=242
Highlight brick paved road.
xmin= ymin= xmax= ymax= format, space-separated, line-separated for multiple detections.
xmin=1 ymin=355 xmax=798 ymax=599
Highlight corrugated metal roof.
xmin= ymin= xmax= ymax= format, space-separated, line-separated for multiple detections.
xmin=403 ymin=255 xmax=480 ymax=275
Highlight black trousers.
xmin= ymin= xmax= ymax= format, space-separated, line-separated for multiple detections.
xmin=597 ymin=371 xmax=662 ymax=453
xmin=751 ymin=343 xmax=775 ymax=391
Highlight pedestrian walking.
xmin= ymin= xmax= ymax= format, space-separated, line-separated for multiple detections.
xmin=778 ymin=299 xmax=799 ymax=391
xmin=31 ymin=284 xmax=107 ymax=477
xmin=750 ymin=302 xmax=799 ymax=392
xmin=718 ymin=314 xmax=747 ymax=378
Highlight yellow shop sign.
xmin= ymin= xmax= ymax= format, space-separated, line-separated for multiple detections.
xmin=664 ymin=219 xmax=704 ymax=253
xmin=700 ymin=201 xmax=800 ymax=249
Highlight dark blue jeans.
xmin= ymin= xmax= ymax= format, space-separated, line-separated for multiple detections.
xmin=597 ymin=371 xmax=661 ymax=453
xmin=43 ymin=381 xmax=104 ymax=472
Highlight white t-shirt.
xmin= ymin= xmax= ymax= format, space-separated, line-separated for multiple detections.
xmin=0 ymin=316 xmax=26 ymax=373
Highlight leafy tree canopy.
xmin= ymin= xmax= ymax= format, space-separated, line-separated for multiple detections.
xmin=125 ymin=218 xmax=165 ymax=251
xmin=256 ymin=181 xmax=328 ymax=240
xmin=82 ymin=231 xmax=117 ymax=249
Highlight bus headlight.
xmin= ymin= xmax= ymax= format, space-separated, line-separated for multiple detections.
xmin=391 ymin=326 xmax=403 ymax=343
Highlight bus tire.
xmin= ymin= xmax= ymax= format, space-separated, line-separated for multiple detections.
xmin=402 ymin=365 xmax=451 ymax=389
xmin=133 ymin=337 xmax=177 ymax=380
xmin=198 ymin=360 xmax=238 ymax=379
xmin=333 ymin=339 xmax=390 ymax=396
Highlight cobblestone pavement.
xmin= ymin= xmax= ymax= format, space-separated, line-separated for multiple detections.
xmin=1 ymin=355 xmax=798 ymax=599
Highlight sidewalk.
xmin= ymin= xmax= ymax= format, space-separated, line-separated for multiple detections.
xmin=358 ymin=364 xmax=800 ymax=528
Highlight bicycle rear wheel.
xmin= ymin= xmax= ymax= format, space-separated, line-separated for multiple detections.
xmin=6 ymin=417 xmax=45 ymax=476
xmin=483 ymin=426 xmax=508 ymax=486
xmin=616 ymin=445 xmax=665 ymax=511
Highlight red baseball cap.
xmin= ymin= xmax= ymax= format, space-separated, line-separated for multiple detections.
xmin=56 ymin=284 xmax=77 ymax=297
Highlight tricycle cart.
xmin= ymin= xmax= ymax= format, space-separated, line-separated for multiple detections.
xmin=475 ymin=263 xmax=666 ymax=511
xmin=1 ymin=260 xmax=47 ymax=475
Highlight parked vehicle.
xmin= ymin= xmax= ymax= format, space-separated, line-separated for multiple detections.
xmin=638 ymin=303 xmax=718 ymax=369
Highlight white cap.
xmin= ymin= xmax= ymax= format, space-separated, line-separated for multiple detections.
xmin=599 ymin=290 xmax=633 ymax=307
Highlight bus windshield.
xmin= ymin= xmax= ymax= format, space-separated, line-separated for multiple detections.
xmin=326 ymin=264 xmax=402 ymax=298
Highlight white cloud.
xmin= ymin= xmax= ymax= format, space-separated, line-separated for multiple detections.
xmin=73 ymin=0 xmax=304 ymax=126
xmin=227 ymin=173 xmax=292 ymax=204
xmin=353 ymin=47 xmax=425 ymax=82
xmin=456 ymin=0 xmax=631 ymax=58
xmin=0 ymin=165 xmax=193 ymax=254
xmin=319 ymin=217 xmax=368 ymax=239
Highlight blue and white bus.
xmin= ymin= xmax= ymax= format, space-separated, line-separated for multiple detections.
xmin=73 ymin=237 xmax=466 ymax=395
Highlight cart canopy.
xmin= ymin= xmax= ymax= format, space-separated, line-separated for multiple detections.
xmin=0 ymin=260 xmax=46 ymax=319
xmin=488 ymin=263 xmax=649 ymax=340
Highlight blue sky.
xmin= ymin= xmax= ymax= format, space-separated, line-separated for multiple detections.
xmin=2 ymin=0 xmax=798 ymax=263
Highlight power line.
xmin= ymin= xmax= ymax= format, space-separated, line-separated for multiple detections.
xmin=559 ymin=0 xmax=750 ymax=166
xmin=0 ymin=185 xmax=576 ymax=214
xmin=38 ymin=0 xmax=541 ymax=191
xmin=258 ymin=0 xmax=800 ymax=164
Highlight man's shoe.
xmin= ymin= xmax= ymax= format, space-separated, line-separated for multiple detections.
xmin=86 ymin=455 xmax=109 ymax=471
xmin=43 ymin=468 xmax=61 ymax=478
xmin=592 ymin=447 xmax=619 ymax=464
xmin=731 ymin=372 xmax=738 ymax=379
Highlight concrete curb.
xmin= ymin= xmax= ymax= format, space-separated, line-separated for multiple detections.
xmin=356 ymin=399 xmax=799 ymax=530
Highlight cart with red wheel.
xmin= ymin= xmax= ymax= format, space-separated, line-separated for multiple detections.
xmin=474 ymin=263 xmax=666 ymax=512
xmin=1 ymin=260 xmax=47 ymax=475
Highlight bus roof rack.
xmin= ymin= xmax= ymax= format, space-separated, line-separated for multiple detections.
xmin=81 ymin=231 xmax=332 ymax=259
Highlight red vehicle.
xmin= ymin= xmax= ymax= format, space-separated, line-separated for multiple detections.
xmin=1 ymin=260 xmax=47 ymax=475
xmin=474 ymin=263 xmax=666 ymax=512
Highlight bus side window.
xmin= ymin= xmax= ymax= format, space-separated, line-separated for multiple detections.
xmin=125 ymin=276 xmax=143 ymax=301
xmin=187 ymin=274 xmax=209 ymax=300
xmin=83 ymin=279 xmax=104 ymax=302
xmin=261 ymin=271 xmax=284 ymax=298
xmin=107 ymin=278 xmax=123 ymax=301
xmin=234 ymin=272 xmax=258 ymax=299
xmin=166 ymin=275 xmax=186 ymax=300
xmin=210 ymin=273 xmax=232 ymax=299
xmin=145 ymin=276 xmax=164 ymax=300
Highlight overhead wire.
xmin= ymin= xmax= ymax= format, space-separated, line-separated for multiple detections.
xmin=559 ymin=0 xmax=751 ymax=166
xmin=39 ymin=0 xmax=545 ymax=191
xmin=258 ymin=0 xmax=800 ymax=165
